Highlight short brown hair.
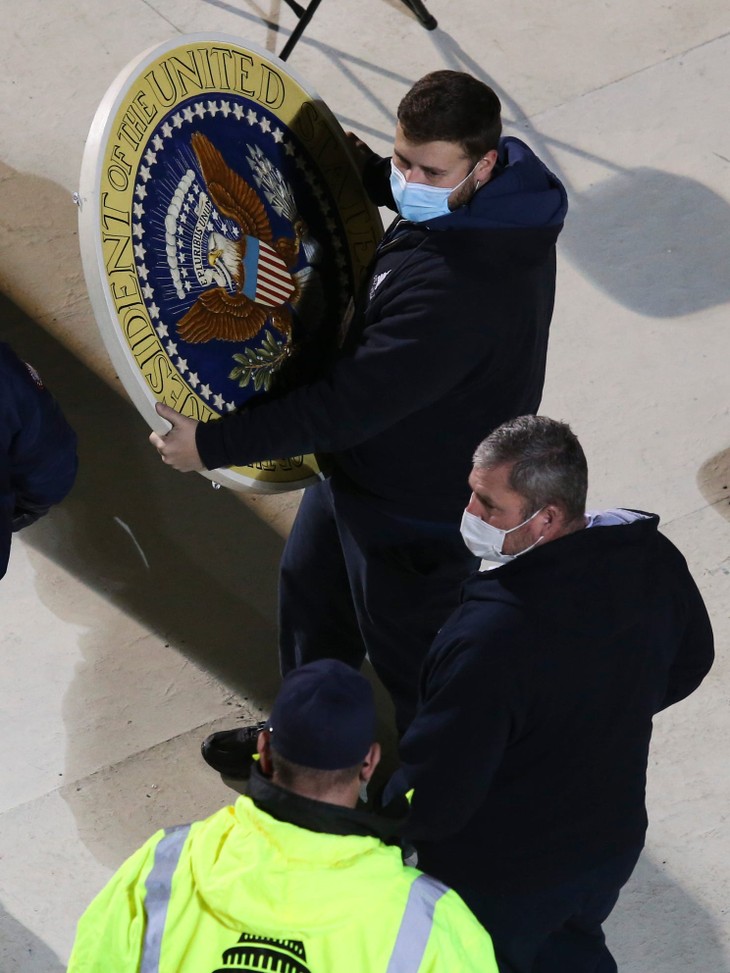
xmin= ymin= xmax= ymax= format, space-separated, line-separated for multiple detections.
xmin=270 ymin=748 xmax=360 ymax=795
xmin=397 ymin=71 xmax=502 ymax=160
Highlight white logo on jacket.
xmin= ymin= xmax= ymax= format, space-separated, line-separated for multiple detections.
xmin=369 ymin=270 xmax=391 ymax=301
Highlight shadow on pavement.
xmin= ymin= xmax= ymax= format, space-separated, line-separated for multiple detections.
xmin=2 ymin=287 xmax=400 ymax=791
xmin=560 ymin=167 xmax=730 ymax=318
xmin=432 ymin=30 xmax=730 ymax=319
xmin=2 ymin=292 xmax=285 ymax=703
xmin=697 ymin=447 xmax=730 ymax=522
xmin=607 ymin=853 xmax=727 ymax=972
xmin=0 ymin=904 xmax=65 ymax=973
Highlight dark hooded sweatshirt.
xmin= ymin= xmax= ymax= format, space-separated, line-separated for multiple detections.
xmin=386 ymin=511 xmax=715 ymax=892
xmin=196 ymin=137 xmax=568 ymax=520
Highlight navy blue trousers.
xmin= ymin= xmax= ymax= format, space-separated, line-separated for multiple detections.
xmin=451 ymin=846 xmax=643 ymax=973
xmin=278 ymin=477 xmax=477 ymax=733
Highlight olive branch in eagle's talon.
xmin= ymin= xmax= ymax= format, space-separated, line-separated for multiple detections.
xmin=229 ymin=329 xmax=292 ymax=392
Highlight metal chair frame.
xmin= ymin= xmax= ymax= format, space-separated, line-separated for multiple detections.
xmin=278 ymin=0 xmax=437 ymax=60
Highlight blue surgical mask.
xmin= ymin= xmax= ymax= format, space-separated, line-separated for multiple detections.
xmin=389 ymin=159 xmax=478 ymax=223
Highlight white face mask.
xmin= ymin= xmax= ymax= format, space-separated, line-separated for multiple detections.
xmin=389 ymin=159 xmax=478 ymax=223
xmin=460 ymin=507 xmax=544 ymax=564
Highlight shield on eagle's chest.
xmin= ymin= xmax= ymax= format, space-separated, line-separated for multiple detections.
xmin=242 ymin=237 xmax=296 ymax=308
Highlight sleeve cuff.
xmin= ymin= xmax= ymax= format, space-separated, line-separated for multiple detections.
xmin=195 ymin=416 xmax=230 ymax=471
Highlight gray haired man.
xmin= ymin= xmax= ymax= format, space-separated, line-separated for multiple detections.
xmin=385 ymin=415 xmax=714 ymax=973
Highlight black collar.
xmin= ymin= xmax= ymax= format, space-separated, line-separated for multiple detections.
xmin=246 ymin=765 xmax=408 ymax=846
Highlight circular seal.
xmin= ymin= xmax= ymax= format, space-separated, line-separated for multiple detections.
xmin=78 ymin=34 xmax=382 ymax=492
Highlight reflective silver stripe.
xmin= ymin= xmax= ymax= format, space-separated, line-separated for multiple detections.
xmin=140 ymin=824 xmax=191 ymax=973
xmin=386 ymin=873 xmax=449 ymax=973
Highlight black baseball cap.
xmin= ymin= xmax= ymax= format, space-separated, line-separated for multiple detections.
xmin=267 ymin=659 xmax=376 ymax=770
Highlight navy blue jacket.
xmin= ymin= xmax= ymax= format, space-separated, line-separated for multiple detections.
xmin=0 ymin=343 xmax=78 ymax=578
xmin=196 ymin=137 xmax=568 ymax=519
xmin=387 ymin=513 xmax=714 ymax=892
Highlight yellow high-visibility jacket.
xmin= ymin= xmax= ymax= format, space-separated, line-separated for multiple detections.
xmin=67 ymin=784 xmax=497 ymax=972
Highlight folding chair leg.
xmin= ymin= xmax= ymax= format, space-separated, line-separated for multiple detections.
xmin=279 ymin=0 xmax=325 ymax=60
xmin=399 ymin=0 xmax=438 ymax=30
xmin=278 ymin=0 xmax=437 ymax=61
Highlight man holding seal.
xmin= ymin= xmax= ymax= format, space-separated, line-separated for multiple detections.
xmin=150 ymin=70 xmax=568 ymax=742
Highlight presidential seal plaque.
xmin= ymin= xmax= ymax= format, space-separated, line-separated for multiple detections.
xmin=78 ymin=34 xmax=382 ymax=492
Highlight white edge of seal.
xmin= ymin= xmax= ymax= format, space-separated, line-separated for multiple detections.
xmin=77 ymin=32 xmax=359 ymax=494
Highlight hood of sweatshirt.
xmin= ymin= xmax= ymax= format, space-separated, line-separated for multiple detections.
xmin=190 ymin=770 xmax=411 ymax=934
xmin=374 ymin=136 xmax=568 ymax=271
xmin=460 ymin=510 xmax=665 ymax=643
xmin=426 ymin=136 xmax=568 ymax=231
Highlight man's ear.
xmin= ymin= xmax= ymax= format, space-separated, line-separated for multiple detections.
xmin=541 ymin=504 xmax=567 ymax=538
xmin=359 ymin=742 xmax=381 ymax=783
xmin=475 ymin=149 xmax=499 ymax=184
xmin=257 ymin=729 xmax=273 ymax=776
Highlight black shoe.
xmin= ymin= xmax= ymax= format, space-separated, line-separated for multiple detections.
xmin=201 ymin=721 xmax=268 ymax=778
